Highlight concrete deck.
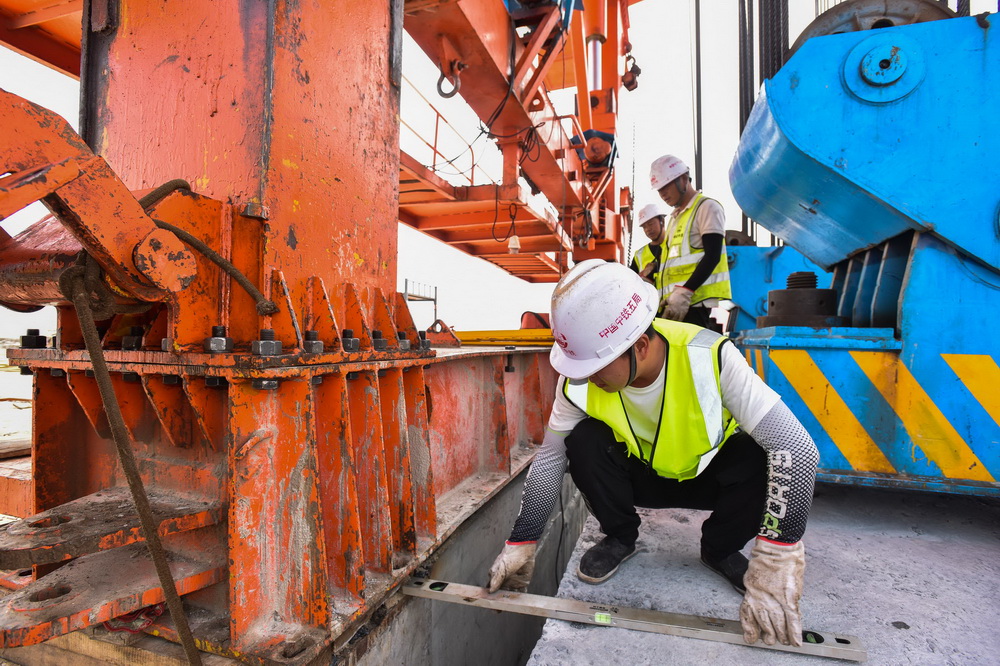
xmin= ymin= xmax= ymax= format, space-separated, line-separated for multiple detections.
xmin=530 ymin=483 xmax=1000 ymax=665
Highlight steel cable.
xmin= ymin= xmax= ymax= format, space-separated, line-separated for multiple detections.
xmin=61 ymin=256 xmax=202 ymax=666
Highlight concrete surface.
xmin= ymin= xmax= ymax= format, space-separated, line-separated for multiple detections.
xmin=530 ymin=483 xmax=1000 ymax=665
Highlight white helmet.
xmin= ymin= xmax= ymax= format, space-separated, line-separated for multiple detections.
xmin=549 ymin=260 xmax=659 ymax=380
xmin=637 ymin=202 xmax=667 ymax=225
xmin=649 ymin=154 xmax=689 ymax=190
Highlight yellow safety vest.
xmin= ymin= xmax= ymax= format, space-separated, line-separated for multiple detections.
xmin=663 ymin=193 xmax=731 ymax=304
xmin=563 ymin=319 xmax=739 ymax=481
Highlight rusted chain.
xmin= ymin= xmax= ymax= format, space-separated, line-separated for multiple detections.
xmin=61 ymin=264 xmax=203 ymax=666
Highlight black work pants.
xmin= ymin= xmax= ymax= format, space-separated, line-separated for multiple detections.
xmin=565 ymin=418 xmax=767 ymax=561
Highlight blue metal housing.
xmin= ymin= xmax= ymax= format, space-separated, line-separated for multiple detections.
xmin=729 ymin=15 xmax=1000 ymax=496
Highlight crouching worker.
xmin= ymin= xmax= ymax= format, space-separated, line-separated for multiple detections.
xmin=487 ymin=260 xmax=819 ymax=647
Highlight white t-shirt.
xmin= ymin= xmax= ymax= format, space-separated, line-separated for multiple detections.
xmin=547 ymin=340 xmax=779 ymax=443
xmin=666 ymin=193 xmax=726 ymax=251
xmin=665 ymin=193 xmax=726 ymax=308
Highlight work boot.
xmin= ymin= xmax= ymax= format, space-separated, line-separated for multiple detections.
xmin=700 ymin=549 xmax=748 ymax=594
xmin=577 ymin=536 xmax=636 ymax=584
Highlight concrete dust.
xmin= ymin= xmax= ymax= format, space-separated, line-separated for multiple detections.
xmin=530 ymin=483 xmax=1000 ymax=665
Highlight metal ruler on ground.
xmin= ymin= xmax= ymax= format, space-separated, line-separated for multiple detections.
xmin=402 ymin=578 xmax=866 ymax=662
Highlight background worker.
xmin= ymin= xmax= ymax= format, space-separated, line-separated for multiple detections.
xmin=488 ymin=260 xmax=819 ymax=647
xmin=649 ymin=154 xmax=731 ymax=330
xmin=629 ymin=202 xmax=669 ymax=292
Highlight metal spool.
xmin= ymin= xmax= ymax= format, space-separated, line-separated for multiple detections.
xmin=787 ymin=0 xmax=956 ymax=59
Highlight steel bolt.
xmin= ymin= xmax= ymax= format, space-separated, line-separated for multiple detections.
xmin=20 ymin=328 xmax=47 ymax=349
xmin=418 ymin=330 xmax=431 ymax=351
xmin=123 ymin=372 xmax=141 ymax=384
xmin=205 ymin=376 xmax=228 ymax=389
xmin=396 ymin=331 xmax=411 ymax=351
xmin=341 ymin=328 xmax=360 ymax=353
xmin=251 ymin=329 xmax=282 ymax=356
xmin=161 ymin=374 xmax=181 ymax=385
xmin=311 ymin=375 xmax=324 ymax=385
xmin=122 ymin=326 xmax=144 ymax=351
xmin=303 ymin=329 xmax=324 ymax=354
xmin=161 ymin=338 xmax=172 ymax=352
xmin=85 ymin=369 xmax=95 ymax=378
xmin=252 ymin=378 xmax=279 ymax=391
xmin=372 ymin=329 xmax=387 ymax=351
xmin=19 ymin=367 xmax=33 ymax=376
xmin=204 ymin=324 xmax=234 ymax=353
xmin=49 ymin=368 xmax=66 ymax=378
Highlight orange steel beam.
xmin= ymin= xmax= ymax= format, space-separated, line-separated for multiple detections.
xmin=0 ymin=90 xmax=195 ymax=300
xmin=404 ymin=1 xmax=587 ymax=211
xmin=0 ymin=8 xmax=80 ymax=77
xmin=7 ymin=1 xmax=83 ymax=29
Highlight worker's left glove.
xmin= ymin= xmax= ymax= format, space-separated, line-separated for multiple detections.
xmin=488 ymin=541 xmax=537 ymax=593
xmin=664 ymin=286 xmax=694 ymax=321
xmin=740 ymin=538 xmax=805 ymax=647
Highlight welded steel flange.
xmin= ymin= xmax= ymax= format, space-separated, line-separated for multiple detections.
xmin=756 ymin=271 xmax=849 ymax=328
xmin=787 ymin=0 xmax=956 ymax=59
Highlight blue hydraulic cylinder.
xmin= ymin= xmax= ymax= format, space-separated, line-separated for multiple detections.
xmin=729 ymin=15 xmax=1000 ymax=497
xmin=730 ymin=14 xmax=999 ymax=272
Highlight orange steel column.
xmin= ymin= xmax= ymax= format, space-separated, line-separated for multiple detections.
xmin=77 ymin=0 xmax=400 ymax=655
xmin=81 ymin=0 xmax=400 ymax=300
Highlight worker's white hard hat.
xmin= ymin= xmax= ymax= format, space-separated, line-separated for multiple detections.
xmin=649 ymin=154 xmax=689 ymax=191
xmin=549 ymin=260 xmax=658 ymax=380
xmin=637 ymin=202 xmax=667 ymax=225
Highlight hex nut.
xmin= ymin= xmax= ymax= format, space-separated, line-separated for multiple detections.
xmin=251 ymin=339 xmax=283 ymax=356
xmin=303 ymin=340 xmax=325 ymax=354
xmin=204 ymin=337 xmax=234 ymax=353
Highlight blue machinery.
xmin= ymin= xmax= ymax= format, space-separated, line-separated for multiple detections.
xmin=728 ymin=14 xmax=999 ymax=496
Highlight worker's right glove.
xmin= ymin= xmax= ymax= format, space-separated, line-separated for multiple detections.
xmin=663 ymin=285 xmax=693 ymax=321
xmin=740 ymin=538 xmax=805 ymax=647
xmin=488 ymin=541 xmax=537 ymax=593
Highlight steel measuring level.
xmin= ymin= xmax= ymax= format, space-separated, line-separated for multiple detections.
xmin=403 ymin=578 xmax=866 ymax=662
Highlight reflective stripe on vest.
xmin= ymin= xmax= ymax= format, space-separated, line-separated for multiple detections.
xmin=663 ymin=194 xmax=731 ymax=303
xmin=562 ymin=319 xmax=738 ymax=480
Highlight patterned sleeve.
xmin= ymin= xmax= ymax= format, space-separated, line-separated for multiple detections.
xmin=747 ymin=400 xmax=819 ymax=544
xmin=507 ymin=427 xmax=569 ymax=543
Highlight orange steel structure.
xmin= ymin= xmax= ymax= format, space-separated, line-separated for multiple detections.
xmin=0 ymin=0 xmax=635 ymax=662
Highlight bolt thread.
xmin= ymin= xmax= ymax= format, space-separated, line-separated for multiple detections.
xmin=372 ymin=329 xmax=383 ymax=339
xmin=787 ymin=271 xmax=818 ymax=289
xmin=259 ymin=329 xmax=275 ymax=341
xmin=212 ymin=325 xmax=226 ymax=337
xmin=342 ymin=329 xmax=354 ymax=339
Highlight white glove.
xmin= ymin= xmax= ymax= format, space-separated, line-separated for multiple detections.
xmin=740 ymin=538 xmax=805 ymax=646
xmin=663 ymin=286 xmax=694 ymax=320
xmin=488 ymin=541 xmax=537 ymax=593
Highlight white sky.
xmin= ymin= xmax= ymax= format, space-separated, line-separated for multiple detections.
xmin=0 ymin=1 xmax=991 ymax=336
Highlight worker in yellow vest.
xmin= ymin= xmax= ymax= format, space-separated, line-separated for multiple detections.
xmin=629 ymin=202 xmax=669 ymax=294
xmin=488 ymin=260 xmax=818 ymax=648
xmin=648 ymin=154 xmax=731 ymax=329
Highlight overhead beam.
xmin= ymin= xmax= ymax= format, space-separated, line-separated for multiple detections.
xmin=0 ymin=16 xmax=80 ymax=78
xmin=8 ymin=1 xmax=83 ymax=29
